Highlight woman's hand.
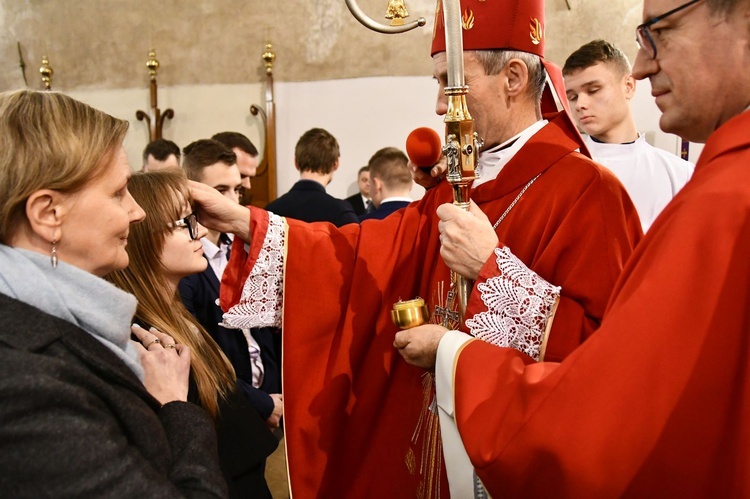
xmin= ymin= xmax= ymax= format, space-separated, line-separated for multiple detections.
xmin=132 ymin=324 xmax=191 ymax=405
xmin=266 ymin=393 xmax=283 ymax=429
xmin=189 ymin=180 xmax=252 ymax=242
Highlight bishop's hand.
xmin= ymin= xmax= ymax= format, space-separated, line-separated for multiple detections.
xmin=189 ymin=180 xmax=252 ymax=243
xmin=408 ymin=156 xmax=447 ymax=190
xmin=394 ymin=324 xmax=448 ymax=370
xmin=437 ymin=201 xmax=498 ymax=280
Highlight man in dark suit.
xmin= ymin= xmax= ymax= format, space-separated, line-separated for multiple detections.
xmin=211 ymin=131 xmax=259 ymax=197
xmin=179 ymin=139 xmax=283 ymax=428
xmin=266 ymin=128 xmax=359 ymax=227
xmin=359 ymin=147 xmax=413 ymax=221
xmin=345 ymin=165 xmax=372 ymax=216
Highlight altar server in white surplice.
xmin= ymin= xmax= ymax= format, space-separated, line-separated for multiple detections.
xmin=564 ymin=39 xmax=694 ymax=232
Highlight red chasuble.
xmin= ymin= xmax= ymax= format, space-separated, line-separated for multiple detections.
xmin=222 ymin=112 xmax=641 ymax=498
xmin=451 ymin=110 xmax=750 ymax=496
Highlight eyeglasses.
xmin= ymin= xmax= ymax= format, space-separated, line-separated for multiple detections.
xmin=636 ymin=0 xmax=702 ymax=60
xmin=172 ymin=212 xmax=199 ymax=240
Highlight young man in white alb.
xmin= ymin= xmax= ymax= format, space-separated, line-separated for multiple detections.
xmin=564 ymin=39 xmax=694 ymax=231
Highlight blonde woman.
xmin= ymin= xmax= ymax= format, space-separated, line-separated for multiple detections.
xmin=107 ymin=169 xmax=278 ymax=498
xmin=0 ymin=90 xmax=226 ymax=497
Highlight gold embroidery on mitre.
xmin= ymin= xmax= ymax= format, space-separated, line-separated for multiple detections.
xmin=433 ymin=0 xmax=444 ymax=41
xmin=530 ymin=18 xmax=543 ymax=45
xmin=462 ymin=8 xmax=475 ymax=30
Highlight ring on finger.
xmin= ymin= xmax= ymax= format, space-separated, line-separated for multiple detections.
xmin=163 ymin=343 xmax=177 ymax=349
xmin=145 ymin=338 xmax=162 ymax=348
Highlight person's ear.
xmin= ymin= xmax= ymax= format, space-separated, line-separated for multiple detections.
xmin=25 ymin=189 xmax=66 ymax=243
xmin=504 ymin=59 xmax=530 ymax=98
xmin=332 ymin=159 xmax=340 ymax=172
xmin=623 ymin=74 xmax=637 ymax=100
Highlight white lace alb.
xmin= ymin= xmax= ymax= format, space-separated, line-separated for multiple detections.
xmin=221 ymin=213 xmax=285 ymax=330
xmin=465 ymin=247 xmax=560 ymax=361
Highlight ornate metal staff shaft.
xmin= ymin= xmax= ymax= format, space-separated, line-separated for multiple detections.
xmin=345 ymin=0 xmax=478 ymax=324
xmin=440 ymin=0 xmax=480 ymax=324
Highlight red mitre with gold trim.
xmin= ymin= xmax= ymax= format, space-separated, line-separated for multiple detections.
xmin=430 ymin=0 xmax=590 ymax=157
xmin=431 ymin=0 xmax=545 ymax=57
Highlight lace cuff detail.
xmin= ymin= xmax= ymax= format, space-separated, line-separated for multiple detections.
xmin=221 ymin=213 xmax=285 ymax=329
xmin=465 ymin=247 xmax=560 ymax=361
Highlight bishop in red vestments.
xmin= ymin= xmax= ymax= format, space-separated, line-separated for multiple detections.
xmin=396 ymin=0 xmax=750 ymax=496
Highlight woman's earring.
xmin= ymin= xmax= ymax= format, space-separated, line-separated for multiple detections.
xmin=50 ymin=240 xmax=58 ymax=268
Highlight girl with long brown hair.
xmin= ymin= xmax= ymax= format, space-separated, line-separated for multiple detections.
xmin=107 ymin=169 xmax=277 ymax=498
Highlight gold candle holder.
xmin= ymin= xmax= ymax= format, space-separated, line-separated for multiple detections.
xmin=391 ymin=297 xmax=429 ymax=329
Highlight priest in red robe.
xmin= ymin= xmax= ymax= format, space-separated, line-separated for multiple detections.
xmin=396 ymin=0 xmax=750 ymax=496
xmin=190 ymin=0 xmax=641 ymax=496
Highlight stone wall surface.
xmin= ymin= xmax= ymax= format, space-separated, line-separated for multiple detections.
xmin=1 ymin=0 xmax=643 ymax=91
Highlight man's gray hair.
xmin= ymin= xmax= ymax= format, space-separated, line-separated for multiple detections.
xmin=473 ymin=50 xmax=546 ymax=106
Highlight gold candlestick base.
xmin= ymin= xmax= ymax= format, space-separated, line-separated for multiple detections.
xmin=391 ymin=297 xmax=428 ymax=329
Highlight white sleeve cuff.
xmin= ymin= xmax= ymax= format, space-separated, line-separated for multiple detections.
xmin=435 ymin=330 xmax=473 ymax=418
xmin=435 ymin=330 xmax=477 ymax=498
xmin=221 ymin=213 xmax=286 ymax=330
xmin=465 ymin=246 xmax=560 ymax=361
